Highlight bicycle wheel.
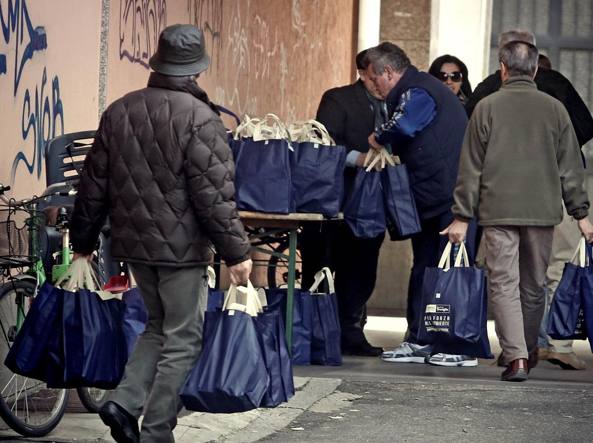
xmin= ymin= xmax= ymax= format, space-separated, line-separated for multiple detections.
xmin=0 ymin=278 xmax=69 ymax=437
xmin=76 ymin=386 xmax=109 ymax=413
xmin=266 ymin=240 xmax=303 ymax=289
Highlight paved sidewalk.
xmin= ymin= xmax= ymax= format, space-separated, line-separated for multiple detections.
xmin=1 ymin=317 xmax=591 ymax=442
xmin=0 ymin=377 xmax=343 ymax=443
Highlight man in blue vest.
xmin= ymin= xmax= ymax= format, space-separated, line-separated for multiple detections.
xmin=366 ymin=42 xmax=477 ymax=367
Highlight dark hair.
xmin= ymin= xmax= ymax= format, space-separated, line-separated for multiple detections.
xmin=538 ymin=53 xmax=552 ymax=70
xmin=428 ymin=54 xmax=473 ymax=98
xmin=356 ymin=49 xmax=370 ymax=70
xmin=499 ymin=41 xmax=539 ymax=77
xmin=366 ymin=42 xmax=411 ymax=75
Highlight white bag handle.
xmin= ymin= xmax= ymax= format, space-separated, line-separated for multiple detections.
xmin=453 ymin=242 xmax=470 ymax=267
xmin=364 ymin=149 xmax=383 ymax=172
xmin=288 ymin=120 xmax=336 ymax=145
xmin=55 ymin=258 xmax=121 ymax=300
xmin=364 ymin=148 xmax=395 ymax=172
xmin=437 ymin=241 xmax=454 ymax=270
xmin=257 ymin=287 xmax=268 ymax=309
xmin=233 ymin=114 xmax=261 ymax=139
xmin=207 ymin=266 xmax=216 ymax=289
xmin=438 ymin=242 xmax=470 ymax=271
xmin=309 ymin=267 xmax=335 ymax=294
xmin=224 ymin=280 xmax=263 ymax=317
xmin=570 ymin=237 xmax=588 ymax=267
xmin=253 ymin=113 xmax=290 ymax=142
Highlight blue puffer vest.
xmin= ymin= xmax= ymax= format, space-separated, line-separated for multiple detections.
xmin=385 ymin=66 xmax=468 ymax=219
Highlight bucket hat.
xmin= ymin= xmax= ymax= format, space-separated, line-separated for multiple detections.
xmin=149 ymin=24 xmax=210 ymax=76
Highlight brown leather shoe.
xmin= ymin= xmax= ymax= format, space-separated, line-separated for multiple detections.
xmin=501 ymin=358 xmax=529 ymax=382
xmin=547 ymin=351 xmax=587 ymax=370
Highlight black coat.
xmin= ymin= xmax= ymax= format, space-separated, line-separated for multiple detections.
xmin=315 ymin=80 xmax=376 ymax=194
xmin=466 ymin=68 xmax=593 ymax=147
xmin=71 ymin=73 xmax=250 ymax=267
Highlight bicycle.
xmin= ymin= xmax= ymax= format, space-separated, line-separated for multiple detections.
xmin=0 ymin=183 xmax=112 ymax=435
xmin=0 ymin=184 xmax=70 ymax=436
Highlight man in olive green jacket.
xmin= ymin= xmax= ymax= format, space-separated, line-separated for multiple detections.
xmin=442 ymin=41 xmax=593 ymax=382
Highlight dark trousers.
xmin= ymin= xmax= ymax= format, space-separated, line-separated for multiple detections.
xmin=405 ymin=210 xmax=477 ymax=344
xmin=301 ymin=222 xmax=384 ymax=347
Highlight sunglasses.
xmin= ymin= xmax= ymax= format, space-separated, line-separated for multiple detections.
xmin=437 ymin=71 xmax=462 ymax=82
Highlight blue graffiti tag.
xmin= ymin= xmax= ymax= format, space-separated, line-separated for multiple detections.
xmin=0 ymin=54 xmax=6 ymax=74
xmin=10 ymin=67 xmax=65 ymax=183
xmin=119 ymin=0 xmax=167 ymax=68
xmin=0 ymin=0 xmax=48 ymax=94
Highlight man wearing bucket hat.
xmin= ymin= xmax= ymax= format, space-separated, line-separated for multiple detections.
xmin=70 ymin=24 xmax=252 ymax=443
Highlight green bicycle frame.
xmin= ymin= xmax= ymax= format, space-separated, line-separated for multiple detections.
xmin=15 ymin=202 xmax=72 ymax=331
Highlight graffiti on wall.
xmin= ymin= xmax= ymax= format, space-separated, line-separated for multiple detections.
xmin=187 ymin=0 xmax=222 ymax=71
xmin=11 ymin=68 xmax=64 ymax=182
xmin=119 ymin=0 xmax=167 ymax=68
xmin=212 ymin=1 xmax=294 ymax=120
xmin=0 ymin=0 xmax=47 ymax=93
xmin=0 ymin=0 xmax=65 ymax=184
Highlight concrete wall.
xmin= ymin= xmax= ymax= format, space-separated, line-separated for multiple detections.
xmin=430 ymin=0 xmax=492 ymax=89
xmin=1 ymin=0 xmax=356 ymax=200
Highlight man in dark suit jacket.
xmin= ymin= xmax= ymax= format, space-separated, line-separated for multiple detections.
xmin=466 ymin=33 xmax=593 ymax=147
xmin=300 ymin=49 xmax=386 ymax=356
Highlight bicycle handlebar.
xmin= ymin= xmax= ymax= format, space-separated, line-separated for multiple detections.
xmin=0 ymin=182 xmax=77 ymax=207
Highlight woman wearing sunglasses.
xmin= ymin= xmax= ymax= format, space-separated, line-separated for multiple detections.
xmin=428 ymin=55 xmax=473 ymax=104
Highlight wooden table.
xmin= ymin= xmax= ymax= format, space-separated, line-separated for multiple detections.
xmin=239 ymin=211 xmax=341 ymax=350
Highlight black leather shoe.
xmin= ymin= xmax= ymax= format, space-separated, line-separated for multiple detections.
xmin=501 ymin=358 xmax=529 ymax=382
xmin=99 ymin=401 xmax=140 ymax=443
xmin=342 ymin=341 xmax=383 ymax=357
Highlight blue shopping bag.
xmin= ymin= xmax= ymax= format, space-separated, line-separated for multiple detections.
xmin=343 ymin=168 xmax=386 ymax=239
xmin=205 ymin=283 xmax=294 ymax=406
xmin=59 ymin=288 xmax=129 ymax=389
xmin=309 ymin=268 xmax=342 ymax=366
xmin=581 ymin=273 xmax=593 ymax=352
xmin=256 ymin=309 xmax=295 ymax=407
xmin=207 ymin=288 xmax=224 ymax=312
xmin=180 ymin=309 xmax=270 ymax=413
xmin=547 ymin=266 xmax=587 ymax=340
xmin=548 ymin=238 xmax=589 ymax=340
xmin=418 ymin=242 xmax=493 ymax=359
xmin=233 ymin=114 xmax=293 ymax=213
xmin=122 ymin=288 xmax=149 ymax=356
xmin=381 ymin=164 xmax=421 ymax=238
xmin=290 ymin=141 xmax=346 ymax=217
xmin=234 ymin=138 xmax=293 ymax=214
xmin=4 ymin=282 xmax=63 ymax=381
xmin=266 ymin=288 xmax=313 ymax=365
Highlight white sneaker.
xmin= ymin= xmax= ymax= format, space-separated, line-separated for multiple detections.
xmin=381 ymin=342 xmax=433 ymax=363
xmin=426 ymin=353 xmax=478 ymax=367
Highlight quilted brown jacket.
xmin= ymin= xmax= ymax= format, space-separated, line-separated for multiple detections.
xmin=70 ymin=73 xmax=251 ymax=267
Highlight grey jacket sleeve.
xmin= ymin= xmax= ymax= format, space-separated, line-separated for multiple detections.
xmin=451 ymin=104 xmax=489 ymax=221
xmin=556 ymin=108 xmax=590 ymax=220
